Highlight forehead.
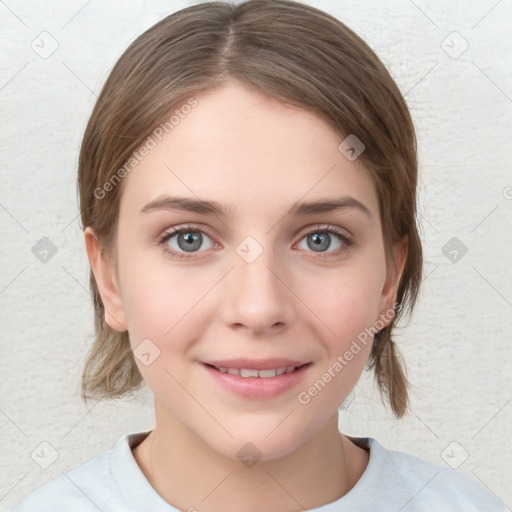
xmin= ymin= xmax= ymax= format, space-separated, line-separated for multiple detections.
xmin=119 ymin=81 xmax=379 ymax=220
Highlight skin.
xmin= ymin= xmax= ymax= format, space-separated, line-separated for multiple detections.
xmin=85 ymin=79 xmax=406 ymax=512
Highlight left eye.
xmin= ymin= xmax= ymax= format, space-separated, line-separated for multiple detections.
xmin=296 ymin=226 xmax=351 ymax=255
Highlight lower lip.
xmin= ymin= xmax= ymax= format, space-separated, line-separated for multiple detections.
xmin=201 ymin=363 xmax=311 ymax=399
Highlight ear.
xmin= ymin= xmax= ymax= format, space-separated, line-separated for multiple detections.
xmin=378 ymin=236 xmax=408 ymax=326
xmin=84 ymin=227 xmax=127 ymax=331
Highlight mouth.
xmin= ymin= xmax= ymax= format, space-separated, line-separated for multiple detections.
xmin=204 ymin=363 xmax=310 ymax=378
xmin=200 ymin=359 xmax=312 ymax=399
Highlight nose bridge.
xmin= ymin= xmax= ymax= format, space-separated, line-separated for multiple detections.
xmin=220 ymin=233 xmax=296 ymax=333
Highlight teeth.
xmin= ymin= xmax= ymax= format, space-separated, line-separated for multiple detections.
xmin=214 ymin=365 xmax=300 ymax=378
xmin=258 ymin=369 xmax=278 ymax=378
xmin=240 ymin=368 xmax=259 ymax=378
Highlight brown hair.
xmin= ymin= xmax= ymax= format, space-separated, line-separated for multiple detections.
xmin=78 ymin=0 xmax=422 ymax=418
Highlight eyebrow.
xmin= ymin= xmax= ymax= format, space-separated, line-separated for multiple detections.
xmin=140 ymin=194 xmax=372 ymax=219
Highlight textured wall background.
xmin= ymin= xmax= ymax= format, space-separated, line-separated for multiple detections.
xmin=1 ymin=0 xmax=511 ymax=509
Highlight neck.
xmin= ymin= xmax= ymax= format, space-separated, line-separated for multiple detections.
xmin=132 ymin=406 xmax=369 ymax=512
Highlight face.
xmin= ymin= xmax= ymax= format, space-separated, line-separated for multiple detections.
xmin=87 ymin=80 xmax=403 ymax=461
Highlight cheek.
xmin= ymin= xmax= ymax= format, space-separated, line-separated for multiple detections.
xmin=308 ymin=260 xmax=385 ymax=372
xmin=118 ymin=241 xmax=215 ymax=343
xmin=310 ymin=260 xmax=386 ymax=340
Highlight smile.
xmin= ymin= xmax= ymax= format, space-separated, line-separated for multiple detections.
xmin=201 ymin=360 xmax=312 ymax=399
xmin=208 ymin=364 xmax=306 ymax=378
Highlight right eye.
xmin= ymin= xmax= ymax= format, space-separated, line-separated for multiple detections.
xmin=158 ymin=225 xmax=217 ymax=260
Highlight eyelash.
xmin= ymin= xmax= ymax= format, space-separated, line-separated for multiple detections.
xmin=157 ymin=224 xmax=354 ymax=261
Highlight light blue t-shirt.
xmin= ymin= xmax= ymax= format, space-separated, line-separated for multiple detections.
xmin=9 ymin=431 xmax=508 ymax=511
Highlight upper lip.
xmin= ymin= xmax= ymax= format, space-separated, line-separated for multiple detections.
xmin=202 ymin=358 xmax=310 ymax=370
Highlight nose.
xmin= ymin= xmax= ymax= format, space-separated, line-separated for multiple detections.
xmin=219 ymin=239 xmax=297 ymax=336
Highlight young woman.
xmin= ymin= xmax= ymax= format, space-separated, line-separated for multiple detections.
xmin=10 ymin=1 xmax=507 ymax=510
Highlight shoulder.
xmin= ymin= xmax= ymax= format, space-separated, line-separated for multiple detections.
xmin=8 ymin=433 xmax=144 ymax=512
xmin=354 ymin=437 xmax=508 ymax=511
xmin=9 ymin=449 xmax=118 ymax=512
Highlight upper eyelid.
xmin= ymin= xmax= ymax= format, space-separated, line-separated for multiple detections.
xmin=297 ymin=223 xmax=351 ymax=237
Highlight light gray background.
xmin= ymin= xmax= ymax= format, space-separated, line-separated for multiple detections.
xmin=1 ymin=0 xmax=511 ymax=509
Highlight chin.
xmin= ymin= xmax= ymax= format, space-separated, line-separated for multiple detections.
xmin=201 ymin=417 xmax=319 ymax=464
